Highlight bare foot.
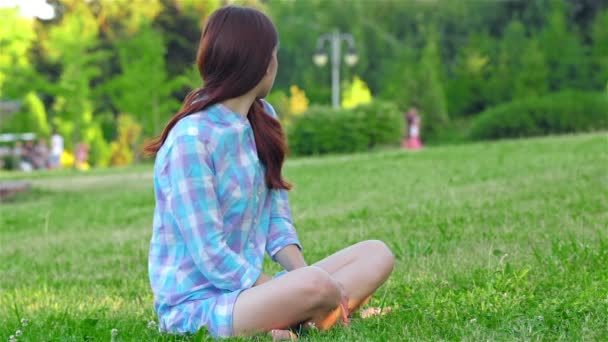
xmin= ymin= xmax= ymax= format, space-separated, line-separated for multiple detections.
xmin=359 ymin=307 xmax=392 ymax=319
xmin=270 ymin=329 xmax=298 ymax=341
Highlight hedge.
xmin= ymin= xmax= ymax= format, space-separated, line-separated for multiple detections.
xmin=470 ymin=91 xmax=608 ymax=140
xmin=288 ymin=101 xmax=404 ymax=156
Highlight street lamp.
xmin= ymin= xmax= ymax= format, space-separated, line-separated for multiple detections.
xmin=313 ymin=30 xmax=358 ymax=109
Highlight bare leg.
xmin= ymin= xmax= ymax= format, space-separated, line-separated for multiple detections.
xmin=232 ymin=240 xmax=395 ymax=337
xmin=313 ymin=240 xmax=395 ymax=314
xmin=232 ymin=266 xmax=343 ymax=337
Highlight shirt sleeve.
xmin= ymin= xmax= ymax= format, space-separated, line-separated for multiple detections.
xmin=166 ymin=135 xmax=261 ymax=291
xmin=266 ymin=188 xmax=302 ymax=260
xmin=260 ymin=99 xmax=303 ymax=259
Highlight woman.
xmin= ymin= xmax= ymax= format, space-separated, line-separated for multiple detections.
xmin=145 ymin=6 xmax=394 ymax=339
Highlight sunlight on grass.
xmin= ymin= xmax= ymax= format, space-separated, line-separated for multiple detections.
xmin=1 ymin=133 xmax=607 ymax=340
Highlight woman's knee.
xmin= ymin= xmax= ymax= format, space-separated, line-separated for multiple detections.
xmin=362 ymin=239 xmax=396 ymax=271
xmin=299 ymin=267 xmax=341 ymax=310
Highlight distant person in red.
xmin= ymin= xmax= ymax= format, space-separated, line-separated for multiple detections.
xmin=402 ymin=107 xmax=423 ymax=150
xmin=75 ymin=142 xmax=89 ymax=170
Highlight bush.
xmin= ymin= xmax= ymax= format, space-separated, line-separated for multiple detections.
xmin=470 ymin=91 xmax=608 ymax=140
xmin=288 ymin=101 xmax=403 ymax=156
xmin=355 ymin=101 xmax=404 ymax=147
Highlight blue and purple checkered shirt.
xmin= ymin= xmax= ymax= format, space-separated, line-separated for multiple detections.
xmin=148 ymin=101 xmax=301 ymax=331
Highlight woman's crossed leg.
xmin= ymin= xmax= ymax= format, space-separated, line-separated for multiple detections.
xmin=232 ymin=240 xmax=395 ymax=337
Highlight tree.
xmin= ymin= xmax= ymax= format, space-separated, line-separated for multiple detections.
xmin=486 ymin=20 xmax=548 ymax=105
xmin=0 ymin=8 xmax=37 ymax=100
xmin=415 ymin=29 xmax=449 ymax=131
xmin=44 ymin=2 xmax=110 ymax=165
xmin=447 ymin=32 xmax=494 ymax=116
xmin=590 ymin=10 xmax=608 ymax=90
xmin=104 ymin=21 xmax=182 ymax=137
xmin=539 ymin=1 xmax=591 ymax=91
xmin=513 ymin=38 xmax=548 ymax=99
xmin=486 ymin=20 xmax=528 ymax=105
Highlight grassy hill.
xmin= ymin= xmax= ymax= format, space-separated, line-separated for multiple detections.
xmin=1 ymin=133 xmax=607 ymax=341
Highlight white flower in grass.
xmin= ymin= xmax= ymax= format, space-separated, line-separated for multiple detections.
xmin=147 ymin=320 xmax=156 ymax=329
xmin=9 ymin=335 xmax=16 ymax=342
xmin=469 ymin=318 xmax=477 ymax=324
xmin=111 ymin=328 xmax=118 ymax=337
xmin=20 ymin=318 xmax=27 ymax=327
xmin=537 ymin=315 xmax=544 ymax=321
xmin=15 ymin=330 xmax=21 ymax=337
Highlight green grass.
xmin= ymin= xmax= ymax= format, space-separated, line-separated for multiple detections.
xmin=1 ymin=133 xmax=607 ymax=341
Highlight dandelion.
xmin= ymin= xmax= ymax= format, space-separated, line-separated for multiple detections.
xmin=9 ymin=335 xmax=16 ymax=342
xmin=20 ymin=318 xmax=27 ymax=327
xmin=147 ymin=320 xmax=156 ymax=329
xmin=537 ymin=315 xmax=544 ymax=321
xmin=469 ymin=318 xmax=477 ymax=324
xmin=111 ymin=328 xmax=118 ymax=337
xmin=14 ymin=331 xmax=21 ymax=337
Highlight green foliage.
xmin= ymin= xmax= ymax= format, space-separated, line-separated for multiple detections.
xmin=354 ymin=101 xmax=404 ymax=147
xmin=538 ymin=2 xmax=591 ymax=91
xmin=1 ymin=0 xmax=606 ymax=162
xmin=415 ymin=31 xmax=449 ymax=137
xmin=90 ymin=0 xmax=163 ymax=39
xmin=382 ymin=29 xmax=448 ymax=138
xmin=1 ymin=134 xmax=607 ymax=340
xmin=447 ymin=32 xmax=494 ymax=117
xmin=0 ymin=92 xmax=50 ymax=137
xmin=288 ymin=106 xmax=369 ymax=155
xmin=591 ymin=10 xmax=608 ymax=89
xmin=470 ymin=91 xmax=608 ymax=140
xmin=288 ymin=101 xmax=402 ymax=156
xmin=44 ymin=3 xmax=107 ymax=152
xmin=265 ymin=90 xmax=289 ymax=120
xmin=0 ymin=8 xmax=37 ymax=99
xmin=103 ymin=21 xmax=182 ymax=137
xmin=486 ymin=20 xmax=549 ymax=106
xmin=83 ymin=121 xmax=111 ymax=167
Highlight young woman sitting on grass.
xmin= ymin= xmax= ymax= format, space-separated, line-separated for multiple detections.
xmin=144 ymin=6 xmax=394 ymax=340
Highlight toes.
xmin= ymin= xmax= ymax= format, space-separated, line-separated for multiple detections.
xmin=360 ymin=307 xmax=392 ymax=319
xmin=270 ymin=329 xmax=298 ymax=341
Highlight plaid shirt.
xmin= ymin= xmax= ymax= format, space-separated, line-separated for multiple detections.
xmin=149 ymin=101 xmax=301 ymax=316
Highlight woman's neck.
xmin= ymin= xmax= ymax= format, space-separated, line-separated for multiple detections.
xmin=221 ymin=92 xmax=257 ymax=117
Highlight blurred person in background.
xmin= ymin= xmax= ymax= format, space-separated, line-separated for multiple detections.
xmin=20 ymin=140 xmax=35 ymax=172
xmin=34 ymin=138 xmax=49 ymax=169
xmin=402 ymin=107 xmax=423 ymax=150
xmin=49 ymin=129 xmax=63 ymax=169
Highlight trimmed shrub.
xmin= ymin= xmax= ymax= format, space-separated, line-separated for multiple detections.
xmin=470 ymin=91 xmax=608 ymax=140
xmin=288 ymin=101 xmax=403 ymax=156
xmin=354 ymin=101 xmax=404 ymax=147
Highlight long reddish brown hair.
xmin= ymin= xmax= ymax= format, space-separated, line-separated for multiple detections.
xmin=143 ymin=6 xmax=290 ymax=190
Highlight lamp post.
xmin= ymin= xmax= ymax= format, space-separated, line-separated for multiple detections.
xmin=313 ymin=30 xmax=358 ymax=109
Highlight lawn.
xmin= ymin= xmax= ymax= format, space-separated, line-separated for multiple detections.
xmin=1 ymin=133 xmax=607 ymax=341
